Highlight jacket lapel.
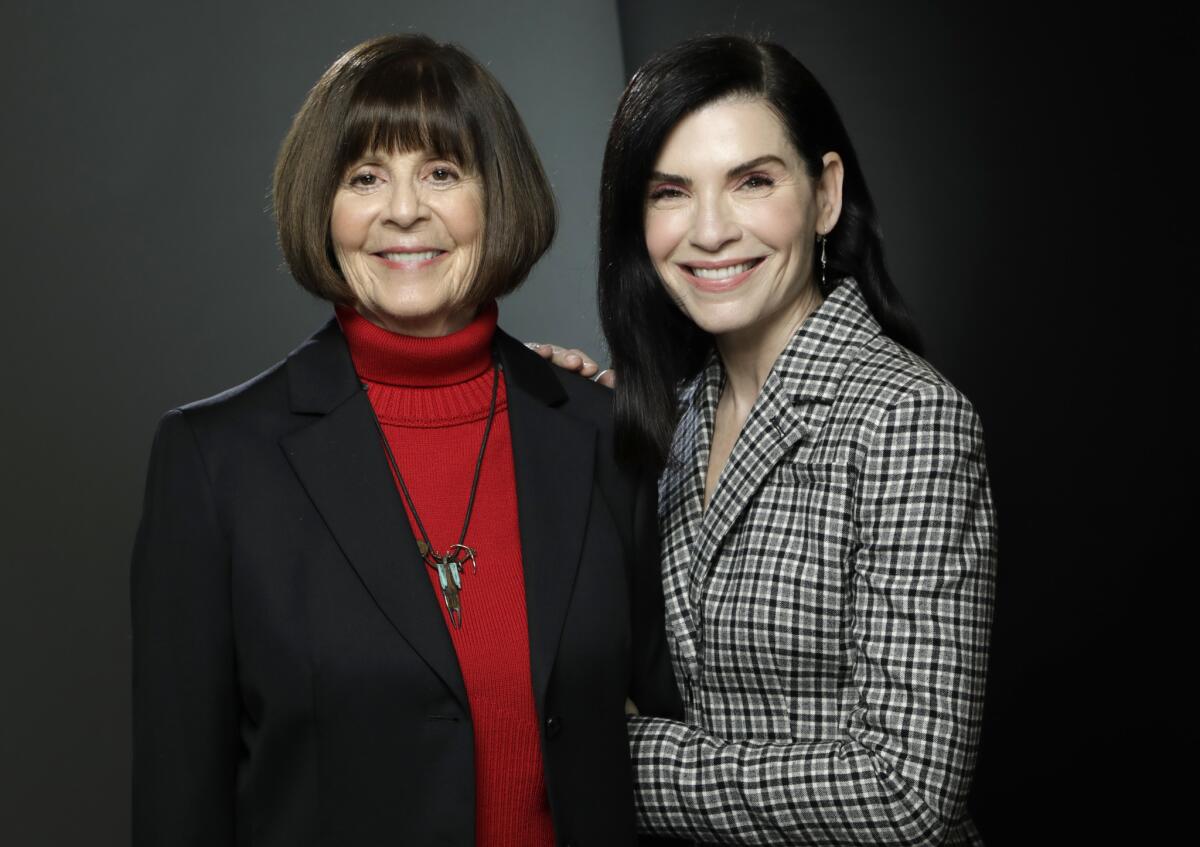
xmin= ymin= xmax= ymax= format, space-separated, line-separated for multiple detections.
xmin=656 ymin=370 xmax=716 ymax=682
xmin=494 ymin=331 xmax=595 ymax=712
xmin=688 ymin=370 xmax=811 ymax=600
xmin=280 ymin=319 xmax=469 ymax=711
xmin=688 ymin=281 xmax=882 ymax=599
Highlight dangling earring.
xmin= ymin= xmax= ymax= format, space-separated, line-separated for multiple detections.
xmin=818 ymin=232 xmax=828 ymax=294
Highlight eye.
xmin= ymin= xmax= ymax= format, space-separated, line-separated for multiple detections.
xmin=346 ymin=170 xmax=382 ymax=191
xmin=427 ymin=164 xmax=461 ymax=184
xmin=648 ymin=184 xmax=687 ymax=202
xmin=739 ymin=173 xmax=775 ymax=190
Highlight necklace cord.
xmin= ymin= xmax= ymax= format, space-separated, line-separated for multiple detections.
xmin=368 ymin=355 xmax=500 ymax=558
xmin=456 ymin=355 xmax=500 ymax=548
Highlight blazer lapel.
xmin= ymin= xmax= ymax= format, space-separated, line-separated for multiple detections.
xmin=656 ymin=370 xmax=715 ymax=683
xmin=689 ymin=371 xmax=811 ymax=601
xmin=494 ymin=331 xmax=595 ymax=712
xmin=688 ymin=281 xmax=880 ymax=599
xmin=280 ymin=320 xmax=469 ymax=711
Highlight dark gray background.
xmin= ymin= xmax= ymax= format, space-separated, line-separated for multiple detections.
xmin=1 ymin=1 xmax=1188 ymax=843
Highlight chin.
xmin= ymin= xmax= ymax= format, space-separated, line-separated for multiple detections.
xmin=679 ymin=302 xmax=759 ymax=338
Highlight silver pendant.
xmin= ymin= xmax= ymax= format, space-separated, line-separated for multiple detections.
xmin=424 ymin=544 xmax=477 ymax=629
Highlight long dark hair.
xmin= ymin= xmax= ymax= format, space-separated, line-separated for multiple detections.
xmin=599 ymin=35 xmax=921 ymax=469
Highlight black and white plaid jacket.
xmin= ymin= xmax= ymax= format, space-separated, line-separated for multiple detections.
xmin=628 ymin=280 xmax=996 ymax=845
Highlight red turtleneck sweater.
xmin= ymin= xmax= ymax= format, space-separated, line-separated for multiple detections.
xmin=336 ymin=302 xmax=556 ymax=847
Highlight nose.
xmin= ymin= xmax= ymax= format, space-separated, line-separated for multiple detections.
xmin=385 ymin=178 xmax=428 ymax=228
xmin=689 ymin=191 xmax=740 ymax=252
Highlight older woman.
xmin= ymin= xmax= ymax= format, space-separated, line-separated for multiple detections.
xmin=131 ymin=34 xmax=677 ymax=846
xmin=544 ymin=36 xmax=996 ymax=845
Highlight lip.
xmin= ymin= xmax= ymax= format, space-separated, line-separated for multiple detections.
xmin=372 ymin=247 xmax=448 ymax=270
xmin=676 ymin=256 xmax=765 ymax=292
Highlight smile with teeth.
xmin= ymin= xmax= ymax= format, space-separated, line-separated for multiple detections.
xmin=378 ymin=249 xmax=444 ymax=263
xmin=684 ymin=258 xmax=763 ymax=280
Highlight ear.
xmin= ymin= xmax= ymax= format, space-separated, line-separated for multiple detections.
xmin=816 ymin=152 xmax=844 ymax=235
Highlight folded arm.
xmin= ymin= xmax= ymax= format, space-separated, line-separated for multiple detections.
xmin=629 ymin=386 xmax=996 ymax=845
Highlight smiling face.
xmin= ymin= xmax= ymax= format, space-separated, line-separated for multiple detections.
xmin=330 ymin=148 xmax=484 ymax=336
xmin=644 ymin=97 xmax=842 ymax=355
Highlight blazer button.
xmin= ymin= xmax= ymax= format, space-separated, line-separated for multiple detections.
xmin=545 ymin=715 xmax=562 ymax=738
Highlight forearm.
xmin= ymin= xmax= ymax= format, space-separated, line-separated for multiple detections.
xmin=628 ymin=717 xmax=953 ymax=846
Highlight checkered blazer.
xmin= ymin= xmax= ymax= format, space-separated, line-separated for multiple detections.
xmin=627 ymin=280 xmax=996 ymax=845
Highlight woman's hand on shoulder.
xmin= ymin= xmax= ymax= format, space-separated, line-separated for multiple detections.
xmin=525 ymin=342 xmax=616 ymax=388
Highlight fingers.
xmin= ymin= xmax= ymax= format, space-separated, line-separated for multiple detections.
xmin=525 ymin=343 xmax=601 ymax=377
xmin=568 ymin=350 xmax=598 ymax=377
xmin=525 ymin=342 xmax=617 ymax=388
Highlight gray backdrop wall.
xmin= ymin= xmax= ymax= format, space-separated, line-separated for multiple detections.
xmin=1 ymin=2 xmax=625 ymax=843
xmin=1 ymin=1 xmax=1186 ymax=844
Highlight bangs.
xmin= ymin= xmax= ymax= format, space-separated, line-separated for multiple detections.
xmin=275 ymin=33 xmax=553 ymax=308
xmin=336 ymin=56 xmax=478 ymax=173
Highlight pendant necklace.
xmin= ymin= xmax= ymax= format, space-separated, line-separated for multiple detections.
xmin=369 ymin=355 xmax=500 ymax=629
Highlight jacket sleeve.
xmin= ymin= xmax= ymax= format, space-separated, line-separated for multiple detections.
xmin=628 ymin=385 xmax=996 ymax=845
xmin=131 ymin=410 xmax=238 ymax=846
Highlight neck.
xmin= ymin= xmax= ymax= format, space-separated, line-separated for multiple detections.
xmin=355 ymin=303 xmax=478 ymax=338
xmin=336 ymin=300 xmax=498 ymax=388
xmin=715 ymin=283 xmax=823 ymax=413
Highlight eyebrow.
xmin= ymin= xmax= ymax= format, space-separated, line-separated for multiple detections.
xmin=649 ymin=155 xmax=787 ymax=187
xmin=727 ymin=155 xmax=786 ymax=177
xmin=649 ymin=170 xmax=691 ymax=187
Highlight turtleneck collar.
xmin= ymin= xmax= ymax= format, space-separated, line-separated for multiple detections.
xmin=335 ymin=301 xmax=498 ymax=388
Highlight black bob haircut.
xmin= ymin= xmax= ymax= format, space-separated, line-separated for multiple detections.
xmin=599 ymin=35 xmax=921 ymax=470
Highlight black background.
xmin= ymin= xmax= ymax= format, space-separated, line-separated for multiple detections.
xmin=2 ymin=1 xmax=1191 ymax=843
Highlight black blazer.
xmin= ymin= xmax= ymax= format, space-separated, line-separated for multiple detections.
xmin=131 ymin=320 xmax=680 ymax=846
